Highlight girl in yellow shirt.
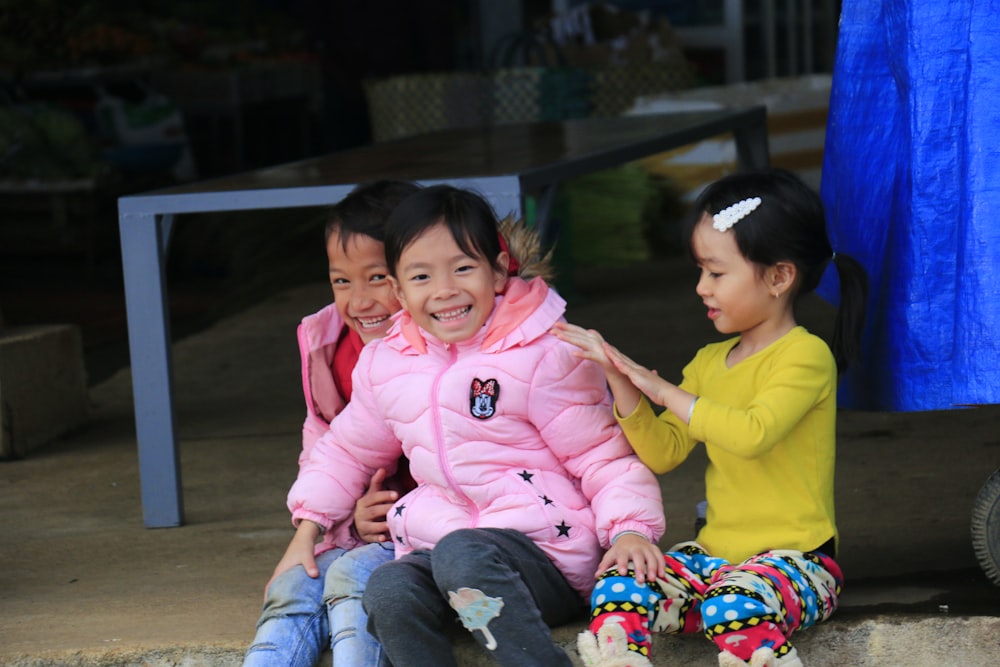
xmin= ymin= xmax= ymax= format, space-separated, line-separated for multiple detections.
xmin=553 ymin=169 xmax=869 ymax=667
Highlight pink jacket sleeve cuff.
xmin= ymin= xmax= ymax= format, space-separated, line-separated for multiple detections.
xmin=605 ymin=520 xmax=659 ymax=548
xmin=291 ymin=508 xmax=333 ymax=532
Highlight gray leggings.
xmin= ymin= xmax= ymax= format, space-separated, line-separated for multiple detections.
xmin=363 ymin=528 xmax=585 ymax=667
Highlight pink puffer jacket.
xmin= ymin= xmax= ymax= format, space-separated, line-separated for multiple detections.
xmin=295 ymin=303 xmax=358 ymax=554
xmin=297 ymin=303 xmax=348 ymax=467
xmin=289 ymin=277 xmax=665 ymax=596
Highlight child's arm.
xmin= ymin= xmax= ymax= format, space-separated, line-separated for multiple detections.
xmin=551 ymin=322 xmax=697 ymax=422
xmin=266 ymin=471 xmax=393 ymax=597
xmin=531 ymin=336 xmax=666 ymax=572
xmin=288 ymin=374 xmax=403 ymax=542
xmin=290 ymin=432 xmax=398 ymax=538
xmin=266 ymin=520 xmax=323 ymax=593
xmin=550 ymin=322 xmax=643 ymax=414
xmin=603 ymin=343 xmax=697 ymax=423
xmin=689 ymin=336 xmax=835 ymax=457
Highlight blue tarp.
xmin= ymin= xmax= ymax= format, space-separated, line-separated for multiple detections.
xmin=819 ymin=0 xmax=1000 ymax=411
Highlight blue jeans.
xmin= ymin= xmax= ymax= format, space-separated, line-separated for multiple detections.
xmin=243 ymin=543 xmax=395 ymax=667
xmin=324 ymin=543 xmax=395 ymax=665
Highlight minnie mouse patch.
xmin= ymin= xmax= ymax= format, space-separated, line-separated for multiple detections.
xmin=470 ymin=378 xmax=499 ymax=419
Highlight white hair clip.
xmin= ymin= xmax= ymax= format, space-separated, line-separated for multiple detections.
xmin=712 ymin=197 xmax=762 ymax=232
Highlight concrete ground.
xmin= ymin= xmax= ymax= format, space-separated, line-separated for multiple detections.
xmin=2 ymin=258 xmax=1000 ymax=666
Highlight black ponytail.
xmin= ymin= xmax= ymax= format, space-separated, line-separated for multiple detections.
xmin=829 ymin=252 xmax=869 ymax=375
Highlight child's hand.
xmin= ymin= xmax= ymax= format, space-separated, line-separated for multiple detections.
xmin=354 ymin=468 xmax=398 ymax=543
xmin=552 ymin=321 xmax=644 ymax=417
xmin=604 ymin=343 xmax=698 ymax=422
xmin=550 ymin=322 xmax=619 ymax=377
xmin=266 ymin=520 xmax=322 ymax=596
xmin=603 ymin=343 xmax=670 ymax=407
xmin=597 ymin=533 xmax=666 ymax=584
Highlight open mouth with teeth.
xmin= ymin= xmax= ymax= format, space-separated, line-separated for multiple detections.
xmin=356 ymin=315 xmax=390 ymax=331
xmin=433 ymin=306 xmax=471 ymax=322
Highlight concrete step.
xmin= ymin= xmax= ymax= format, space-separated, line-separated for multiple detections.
xmin=4 ymin=615 xmax=999 ymax=666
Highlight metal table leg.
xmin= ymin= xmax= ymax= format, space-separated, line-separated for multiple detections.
xmin=119 ymin=210 xmax=182 ymax=528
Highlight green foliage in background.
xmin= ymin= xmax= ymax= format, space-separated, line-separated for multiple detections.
xmin=559 ymin=164 xmax=687 ymax=268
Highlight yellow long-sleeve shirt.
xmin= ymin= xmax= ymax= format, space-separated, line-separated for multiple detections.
xmin=617 ymin=326 xmax=838 ymax=563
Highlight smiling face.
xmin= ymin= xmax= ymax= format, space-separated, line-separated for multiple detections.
xmin=390 ymin=222 xmax=508 ymax=345
xmin=327 ymin=230 xmax=401 ymax=344
xmin=691 ymin=214 xmax=776 ymax=337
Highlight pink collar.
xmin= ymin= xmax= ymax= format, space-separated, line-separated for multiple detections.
xmin=396 ymin=277 xmax=549 ymax=353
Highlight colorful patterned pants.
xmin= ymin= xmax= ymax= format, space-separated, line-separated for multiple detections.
xmin=588 ymin=541 xmax=843 ymax=663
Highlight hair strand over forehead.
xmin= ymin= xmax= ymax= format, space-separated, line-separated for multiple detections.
xmin=384 ymin=185 xmax=504 ymax=275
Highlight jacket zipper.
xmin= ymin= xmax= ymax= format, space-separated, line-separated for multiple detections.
xmin=431 ymin=344 xmax=479 ymax=526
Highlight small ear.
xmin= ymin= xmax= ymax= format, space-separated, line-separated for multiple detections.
xmin=388 ymin=275 xmax=407 ymax=308
xmin=494 ymin=251 xmax=510 ymax=293
xmin=769 ymin=261 xmax=797 ymax=296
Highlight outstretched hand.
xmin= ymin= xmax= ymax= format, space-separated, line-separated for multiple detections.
xmin=551 ymin=321 xmax=643 ymax=412
xmin=549 ymin=322 xmax=619 ymax=377
xmin=601 ymin=344 xmax=669 ymax=408
xmin=603 ymin=343 xmax=697 ymax=422
xmin=597 ymin=533 xmax=665 ymax=584
xmin=354 ymin=468 xmax=398 ymax=543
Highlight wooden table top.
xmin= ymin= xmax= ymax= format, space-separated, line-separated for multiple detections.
xmin=140 ymin=108 xmax=764 ymax=198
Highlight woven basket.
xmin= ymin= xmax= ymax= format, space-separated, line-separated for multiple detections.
xmin=364 ymin=72 xmax=491 ymax=142
xmin=366 ymin=62 xmax=698 ymax=142
xmin=589 ymin=62 xmax=697 ymax=117
xmin=493 ymin=66 xmax=590 ymax=124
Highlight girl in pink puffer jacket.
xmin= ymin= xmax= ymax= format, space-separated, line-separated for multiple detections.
xmin=287 ymin=185 xmax=666 ymax=667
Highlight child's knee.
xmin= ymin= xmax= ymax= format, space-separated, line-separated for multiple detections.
xmin=431 ymin=529 xmax=480 ymax=559
xmin=322 ymin=550 xmax=379 ymax=604
xmin=362 ymin=559 xmax=411 ymax=619
xmin=430 ymin=529 xmax=500 ymax=581
xmin=259 ymin=566 xmax=322 ymax=620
